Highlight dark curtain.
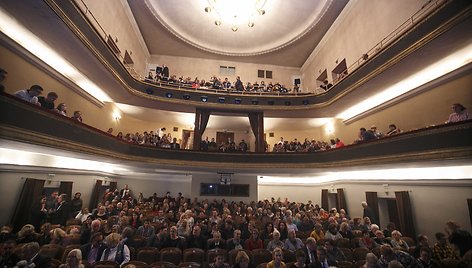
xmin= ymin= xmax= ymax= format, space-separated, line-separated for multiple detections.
xmin=321 ymin=189 xmax=329 ymax=210
xmin=11 ymin=178 xmax=45 ymax=232
xmin=365 ymin=192 xmax=380 ymax=224
xmin=109 ymin=181 xmax=118 ymax=192
xmin=192 ymin=108 xmax=211 ymax=150
xmin=337 ymin=188 xmax=348 ymax=214
xmin=59 ymin=181 xmax=73 ymax=201
xmin=89 ymin=180 xmax=102 ymax=210
xmin=395 ymin=191 xmax=416 ymax=238
xmin=248 ymin=112 xmax=265 ymax=152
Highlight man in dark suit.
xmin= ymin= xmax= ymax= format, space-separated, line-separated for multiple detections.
xmin=313 ymin=246 xmax=337 ymax=268
xmin=23 ymin=242 xmax=51 ymax=268
xmin=120 ymin=184 xmax=131 ymax=199
xmin=234 ymin=76 xmax=244 ymax=91
xmin=50 ymin=193 xmax=70 ymax=226
xmin=162 ymin=64 xmax=169 ymax=79
xmin=303 ymin=237 xmax=318 ymax=266
xmin=80 ymin=232 xmax=105 ymax=265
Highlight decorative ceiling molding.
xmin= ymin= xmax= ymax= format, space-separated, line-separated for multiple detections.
xmin=143 ymin=0 xmax=333 ymax=56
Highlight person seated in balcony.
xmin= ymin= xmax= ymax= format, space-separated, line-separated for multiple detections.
xmin=71 ymin=110 xmax=83 ymax=122
xmin=253 ymin=81 xmax=259 ymax=92
xmin=147 ymin=71 xmax=154 ymax=80
xmin=14 ymin=84 xmax=43 ymax=106
xmin=279 ymin=84 xmax=289 ymax=93
xmin=447 ymin=103 xmax=472 ymax=123
xmin=335 ymin=138 xmax=345 ymax=148
xmin=235 ymin=76 xmax=244 ymax=91
xmin=170 ymin=138 xmax=180 ymax=150
xmin=273 ymin=82 xmax=282 ymax=92
xmin=386 ymin=124 xmax=401 ymax=136
xmin=266 ymin=82 xmax=274 ymax=92
xmin=54 ymin=103 xmax=67 ymax=116
xmin=320 ymin=80 xmax=332 ymax=91
xmin=238 ymin=140 xmax=248 ymax=152
xmin=370 ymin=125 xmax=383 ymax=138
xmin=38 ymin=91 xmax=58 ymax=110
xmin=222 ymin=77 xmax=232 ymax=90
xmin=212 ymin=77 xmax=222 ymax=89
xmin=192 ymin=78 xmax=200 ymax=89
xmin=209 ymin=138 xmax=218 ymax=151
xmin=358 ymin=127 xmax=377 ymax=142
xmin=245 ymin=82 xmax=253 ymax=91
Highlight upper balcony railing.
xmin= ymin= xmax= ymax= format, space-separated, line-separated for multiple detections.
xmin=73 ymin=0 xmax=446 ymax=96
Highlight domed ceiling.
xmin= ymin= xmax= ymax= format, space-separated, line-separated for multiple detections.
xmin=128 ymin=0 xmax=349 ymax=66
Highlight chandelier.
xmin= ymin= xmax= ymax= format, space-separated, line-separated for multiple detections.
xmin=204 ymin=0 xmax=267 ymax=32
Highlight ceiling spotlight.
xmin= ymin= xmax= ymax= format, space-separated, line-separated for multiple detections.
xmin=165 ymin=92 xmax=173 ymax=98
xmin=248 ymin=21 xmax=255 ymax=27
xmin=201 ymin=96 xmax=208 ymax=102
xmin=145 ymin=88 xmax=154 ymax=95
xmin=232 ymin=26 xmax=238 ymax=32
xmin=204 ymin=7 xmax=212 ymax=13
xmin=183 ymin=94 xmax=191 ymax=100
xmin=234 ymin=98 xmax=242 ymax=104
xmin=218 ymin=97 xmax=225 ymax=103
xmin=215 ymin=20 xmax=221 ymax=26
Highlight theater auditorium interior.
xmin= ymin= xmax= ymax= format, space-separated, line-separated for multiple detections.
xmin=0 ymin=0 xmax=471 ymax=267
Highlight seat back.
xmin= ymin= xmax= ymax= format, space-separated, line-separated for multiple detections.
xmin=337 ymin=260 xmax=353 ymax=268
xmin=92 ymin=260 xmax=120 ymax=268
xmin=159 ymin=247 xmax=182 ymax=265
xmin=61 ymin=244 xmax=80 ymax=262
xmin=131 ymin=235 xmax=147 ymax=248
xmin=340 ymin=247 xmax=353 ymax=262
xmin=182 ymin=248 xmax=205 ymax=263
xmin=122 ymin=260 xmax=149 ymax=268
xmin=137 ymin=247 xmax=160 ymax=264
xmin=178 ymin=262 xmax=200 ymax=268
xmin=256 ymin=263 xmax=268 ymax=268
xmin=39 ymin=244 xmax=64 ymax=260
xmin=251 ymin=249 xmax=272 ymax=266
xmin=282 ymin=249 xmax=296 ymax=263
xmin=228 ymin=249 xmax=252 ymax=266
xmin=336 ymin=238 xmax=351 ymax=249
xmin=352 ymin=247 xmax=370 ymax=262
xmin=401 ymin=236 xmax=415 ymax=247
xmin=150 ymin=261 xmax=178 ymax=268
xmin=206 ymin=248 xmax=228 ymax=263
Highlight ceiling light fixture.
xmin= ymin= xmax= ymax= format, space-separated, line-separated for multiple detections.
xmin=204 ymin=0 xmax=267 ymax=32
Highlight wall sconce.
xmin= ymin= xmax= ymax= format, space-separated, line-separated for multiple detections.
xmin=383 ymin=183 xmax=389 ymax=195
xmin=113 ymin=112 xmax=121 ymax=121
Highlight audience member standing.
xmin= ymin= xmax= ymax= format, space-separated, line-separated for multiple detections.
xmin=362 ymin=201 xmax=378 ymax=224
xmin=38 ymin=91 xmax=58 ymax=110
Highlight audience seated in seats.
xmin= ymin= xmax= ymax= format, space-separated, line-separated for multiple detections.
xmin=80 ymin=219 xmax=102 ymax=245
xmin=14 ymin=84 xmax=43 ymax=106
xmin=267 ymin=230 xmax=284 ymax=252
xmin=363 ymin=252 xmax=378 ymax=268
xmin=413 ymin=234 xmax=430 ymax=258
xmin=359 ymin=229 xmax=379 ymax=250
xmin=71 ymin=111 xmax=83 ymax=122
xmin=99 ymin=233 xmax=130 ymax=265
xmin=161 ymin=225 xmax=186 ymax=250
xmin=244 ymin=229 xmax=263 ymax=251
xmin=266 ymin=247 xmax=286 ymax=268
xmin=16 ymin=224 xmax=38 ymax=244
xmin=208 ymin=230 xmax=227 ymax=250
xmin=310 ymin=223 xmax=325 ymax=242
xmin=227 ymin=229 xmax=244 ymax=251
xmin=445 ymin=220 xmax=472 ymax=257
xmin=38 ymin=91 xmax=58 ymax=110
xmin=324 ymin=223 xmax=343 ymax=241
xmin=386 ymin=124 xmax=401 ymax=136
xmin=377 ymin=244 xmax=419 ymax=268
xmin=136 ymin=219 xmax=155 ymax=240
xmin=59 ymin=248 xmax=84 ymax=268
xmin=324 ymin=239 xmax=346 ymax=263
xmin=432 ymin=232 xmax=459 ymax=261
xmin=17 ymin=242 xmax=51 ymax=268
xmin=80 ymin=232 xmax=104 ymax=265
xmin=447 ymin=103 xmax=472 ymax=123
xmin=417 ymin=247 xmax=441 ymax=268
xmin=50 ymin=227 xmax=67 ymax=246
xmin=283 ymin=229 xmax=303 ymax=251
xmin=390 ymin=230 xmax=409 ymax=251
xmin=0 ymin=240 xmax=20 ymax=268
xmin=314 ymin=246 xmax=337 ymax=268
xmin=210 ymin=251 xmax=230 ymax=268
xmin=370 ymin=125 xmax=383 ymax=138
xmin=232 ymin=250 xmax=254 ymax=268
xmin=289 ymin=250 xmax=307 ymax=268
xmin=374 ymin=230 xmax=390 ymax=246
xmin=358 ymin=127 xmax=377 ymax=143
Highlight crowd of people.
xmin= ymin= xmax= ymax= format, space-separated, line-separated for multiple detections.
xmin=146 ymin=65 xmax=299 ymax=94
xmin=1 ymin=185 xmax=471 ymax=268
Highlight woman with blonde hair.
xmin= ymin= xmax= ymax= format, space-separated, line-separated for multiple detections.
xmin=16 ymin=224 xmax=38 ymax=244
xmin=50 ymin=227 xmax=66 ymax=246
xmin=59 ymin=249 xmax=84 ymax=268
xmin=99 ymin=233 xmax=130 ymax=265
xmin=232 ymin=250 xmax=254 ymax=268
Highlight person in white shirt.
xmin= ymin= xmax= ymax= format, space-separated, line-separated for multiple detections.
xmin=14 ymin=85 xmax=43 ymax=105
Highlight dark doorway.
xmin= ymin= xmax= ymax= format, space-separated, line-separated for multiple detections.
xmin=216 ymin=132 xmax=235 ymax=146
xmin=387 ymin=199 xmax=400 ymax=230
xmin=182 ymin=130 xmax=194 ymax=150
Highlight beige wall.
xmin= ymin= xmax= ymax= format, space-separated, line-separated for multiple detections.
xmin=78 ymin=0 xmax=148 ymax=75
xmin=301 ymin=0 xmax=428 ymax=90
xmin=148 ymin=55 xmax=301 ymax=90
xmin=258 ymin=181 xmax=472 ymax=242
